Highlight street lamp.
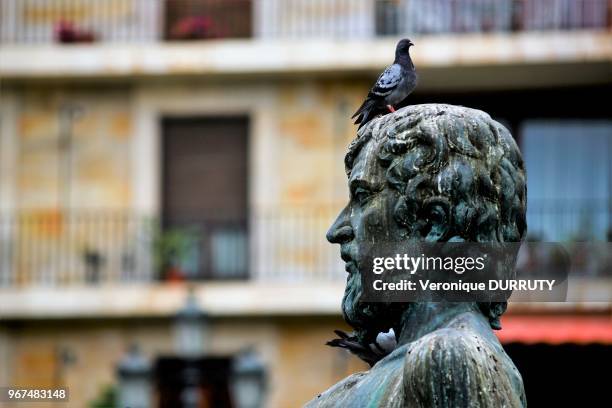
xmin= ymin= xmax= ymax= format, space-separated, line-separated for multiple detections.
xmin=116 ymin=344 xmax=151 ymax=408
xmin=174 ymin=287 xmax=208 ymax=356
xmin=231 ymin=349 xmax=268 ymax=408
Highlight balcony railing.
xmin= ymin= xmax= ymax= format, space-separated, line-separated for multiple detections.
xmin=0 ymin=207 xmax=344 ymax=287
xmin=528 ymin=199 xmax=611 ymax=243
xmin=0 ymin=201 xmax=609 ymax=287
xmin=0 ymin=0 xmax=609 ymax=44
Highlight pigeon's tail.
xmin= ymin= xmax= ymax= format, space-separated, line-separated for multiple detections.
xmin=352 ymin=98 xmax=376 ymax=129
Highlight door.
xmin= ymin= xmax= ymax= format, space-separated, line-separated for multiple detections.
xmin=162 ymin=117 xmax=249 ymax=280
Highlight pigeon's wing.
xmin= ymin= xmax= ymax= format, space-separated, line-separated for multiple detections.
xmin=326 ymin=331 xmax=381 ymax=367
xmin=369 ymin=64 xmax=402 ymax=98
xmin=351 ymin=64 xmax=403 ymax=126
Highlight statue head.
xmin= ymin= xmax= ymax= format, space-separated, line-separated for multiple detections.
xmin=327 ymin=104 xmax=527 ymax=344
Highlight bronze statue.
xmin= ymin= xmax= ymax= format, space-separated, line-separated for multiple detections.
xmin=307 ymin=104 xmax=527 ymax=407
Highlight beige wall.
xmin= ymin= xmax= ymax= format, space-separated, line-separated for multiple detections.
xmin=6 ymin=79 xmax=371 ymax=213
xmin=15 ymin=86 xmax=133 ymax=210
xmin=6 ymin=78 xmax=370 ymax=212
xmin=2 ymin=86 xmax=135 ymax=284
xmin=2 ymin=316 xmax=367 ymax=407
xmin=3 ymin=78 xmax=372 ymax=284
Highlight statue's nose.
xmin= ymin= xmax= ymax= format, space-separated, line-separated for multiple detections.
xmin=327 ymin=208 xmax=354 ymax=244
xmin=326 ymin=225 xmax=354 ymax=244
xmin=327 ymin=225 xmax=355 ymax=244
xmin=327 ymin=206 xmax=354 ymax=244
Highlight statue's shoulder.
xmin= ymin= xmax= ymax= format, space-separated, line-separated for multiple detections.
xmin=406 ymin=326 xmax=495 ymax=365
xmin=304 ymin=347 xmax=408 ymax=408
xmin=304 ymin=371 xmax=369 ymax=408
xmin=403 ymin=328 xmax=526 ymax=407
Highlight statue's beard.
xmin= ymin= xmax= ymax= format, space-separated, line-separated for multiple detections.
xmin=342 ymin=272 xmax=406 ymax=344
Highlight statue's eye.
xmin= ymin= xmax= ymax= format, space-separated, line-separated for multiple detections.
xmin=353 ymin=187 xmax=372 ymax=206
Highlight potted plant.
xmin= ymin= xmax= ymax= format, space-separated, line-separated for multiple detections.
xmin=154 ymin=227 xmax=199 ymax=282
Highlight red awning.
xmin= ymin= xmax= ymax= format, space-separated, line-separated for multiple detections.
xmin=496 ymin=315 xmax=612 ymax=345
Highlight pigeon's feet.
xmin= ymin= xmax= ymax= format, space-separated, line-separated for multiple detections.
xmin=386 ymin=105 xmax=396 ymax=113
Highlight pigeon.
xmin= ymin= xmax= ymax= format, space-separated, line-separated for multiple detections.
xmin=326 ymin=328 xmax=397 ymax=367
xmin=352 ymin=39 xmax=418 ymax=129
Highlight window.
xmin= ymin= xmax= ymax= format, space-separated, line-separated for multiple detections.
xmin=162 ymin=117 xmax=249 ymax=280
xmin=521 ymin=120 xmax=611 ymax=241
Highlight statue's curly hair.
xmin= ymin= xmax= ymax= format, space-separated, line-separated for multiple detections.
xmin=344 ymin=104 xmax=527 ymax=329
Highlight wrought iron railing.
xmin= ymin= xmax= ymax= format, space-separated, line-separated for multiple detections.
xmin=0 ymin=207 xmax=345 ymax=287
xmin=0 ymin=0 xmax=609 ymax=44
xmin=527 ymin=199 xmax=611 ymax=242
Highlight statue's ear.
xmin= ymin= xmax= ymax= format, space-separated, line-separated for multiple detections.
xmin=422 ymin=197 xmax=451 ymax=242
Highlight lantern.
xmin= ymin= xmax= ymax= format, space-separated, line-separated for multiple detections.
xmin=231 ymin=349 xmax=267 ymax=408
xmin=116 ymin=344 xmax=151 ymax=408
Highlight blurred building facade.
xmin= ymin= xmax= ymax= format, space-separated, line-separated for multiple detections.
xmin=0 ymin=0 xmax=610 ymax=406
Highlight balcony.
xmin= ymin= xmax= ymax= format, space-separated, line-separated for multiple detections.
xmin=0 ymin=207 xmax=344 ymax=287
xmin=1 ymin=0 xmax=610 ymax=86
xmin=0 ymin=0 xmax=609 ymax=44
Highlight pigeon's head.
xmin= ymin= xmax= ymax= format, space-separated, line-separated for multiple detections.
xmin=395 ymin=39 xmax=414 ymax=62
xmin=396 ymin=38 xmax=414 ymax=53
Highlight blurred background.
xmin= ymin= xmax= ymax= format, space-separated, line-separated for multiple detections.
xmin=0 ymin=0 xmax=610 ymax=407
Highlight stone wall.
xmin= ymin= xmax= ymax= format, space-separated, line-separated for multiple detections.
xmin=16 ymin=86 xmax=133 ymax=210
